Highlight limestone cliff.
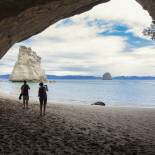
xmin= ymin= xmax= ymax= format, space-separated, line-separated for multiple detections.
xmin=10 ymin=46 xmax=47 ymax=82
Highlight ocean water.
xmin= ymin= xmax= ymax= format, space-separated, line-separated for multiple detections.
xmin=0 ymin=80 xmax=155 ymax=107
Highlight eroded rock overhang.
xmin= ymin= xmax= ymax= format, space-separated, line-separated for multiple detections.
xmin=0 ymin=0 xmax=154 ymax=58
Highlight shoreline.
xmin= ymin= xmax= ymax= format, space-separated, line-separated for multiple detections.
xmin=1 ymin=80 xmax=155 ymax=108
xmin=0 ymin=95 xmax=155 ymax=154
xmin=1 ymin=90 xmax=155 ymax=108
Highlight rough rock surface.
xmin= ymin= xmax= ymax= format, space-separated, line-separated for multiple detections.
xmin=92 ymin=101 xmax=106 ymax=106
xmin=0 ymin=0 xmax=110 ymax=58
xmin=136 ymin=0 xmax=155 ymax=22
xmin=0 ymin=0 xmax=154 ymax=58
xmin=103 ymin=72 xmax=112 ymax=80
xmin=10 ymin=46 xmax=47 ymax=82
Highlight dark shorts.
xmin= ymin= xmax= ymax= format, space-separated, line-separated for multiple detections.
xmin=23 ymin=95 xmax=29 ymax=101
xmin=39 ymin=97 xmax=47 ymax=104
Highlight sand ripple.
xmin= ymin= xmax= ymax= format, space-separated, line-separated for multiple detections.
xmin=0 ymin=97 xmax=155 ymax=154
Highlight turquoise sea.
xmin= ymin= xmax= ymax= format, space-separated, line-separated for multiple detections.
xmin=0 ymin=80 xmax=155 ymax=107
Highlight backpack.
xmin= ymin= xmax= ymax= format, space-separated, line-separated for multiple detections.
xmin=39 ymin=86 xmax=46 ymax=97
xmin=22 ymin=84 xmax=29 ymax=95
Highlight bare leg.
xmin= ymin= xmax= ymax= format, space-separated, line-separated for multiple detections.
xmin=40 ymin=103 xmax=43 ymax=116
xmin=40 ymin=98 xmax=43 ymax=116
xmin=43 ymin=99 xmax=47 ymax=115
xmin=26 ymin=100 xmax=29 ymax=110
xmin=23 ymin=99 xmax=25 ymax=109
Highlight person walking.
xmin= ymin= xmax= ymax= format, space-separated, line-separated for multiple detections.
xmin=20 ymin=80 xmax=30 ymax=109
xmin=38 ymin=82 xmax=48 ymax=116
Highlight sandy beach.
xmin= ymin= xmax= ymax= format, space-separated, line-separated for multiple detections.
xmin=0 ymin=96 xmax=155 ymax=154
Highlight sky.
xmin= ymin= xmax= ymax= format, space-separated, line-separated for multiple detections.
xmin=0 ymin=0 xmax=155 ymax=76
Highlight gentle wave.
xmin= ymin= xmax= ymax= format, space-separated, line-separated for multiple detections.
xmin=0 ymin=80 xmax=155 ymax=106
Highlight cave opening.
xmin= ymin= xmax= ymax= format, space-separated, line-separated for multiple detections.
xmin=0 ymin=0 xmax=155 ymax=106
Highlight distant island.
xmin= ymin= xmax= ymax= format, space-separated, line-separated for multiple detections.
xmin=1 ymin=74 xmax=155 ymax=80
xmin=47 ymin=75 xmax=101 ymax=80
xmin=102 ymin=72 xmax=112 ymax=80
xmin=112 ymin=76 xmax=155 ymax=80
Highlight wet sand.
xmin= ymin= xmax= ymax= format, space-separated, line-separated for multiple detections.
xmin=0 ymin=96 xmax=155 ymax=154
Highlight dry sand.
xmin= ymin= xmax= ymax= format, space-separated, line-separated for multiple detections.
xmin=0 ymin=96 xmax=155 ymax=154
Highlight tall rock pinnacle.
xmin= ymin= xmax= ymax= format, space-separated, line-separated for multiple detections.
xmin=10 ymin=46 xmax=47 ymax=82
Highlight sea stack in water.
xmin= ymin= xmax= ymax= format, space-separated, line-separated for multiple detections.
xmin=10 ymin=46 xmax=47 ymax=82
xmin=103 ymin=72 xmax=112 ymax=80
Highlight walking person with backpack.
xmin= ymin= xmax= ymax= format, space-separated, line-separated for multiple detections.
xmin=20 ymin=80 xmax=30 ymax=109
xmin=38 ymin=82 xmax=48 ymax=116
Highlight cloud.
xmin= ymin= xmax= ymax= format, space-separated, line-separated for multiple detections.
xmin=0 ymin=0 xmax=155 ymax=76
xmin=73 ymin=0 xmax=152 ymax=35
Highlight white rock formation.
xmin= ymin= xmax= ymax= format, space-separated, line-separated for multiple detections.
xmin=103 ymin=72 xmax=112 ymax=80
xmin=10 ymin=46 xmax=47 ymax=82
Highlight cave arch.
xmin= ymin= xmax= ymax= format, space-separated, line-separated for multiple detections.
xmin=0 ymin=0 xmax=154 ymax=58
